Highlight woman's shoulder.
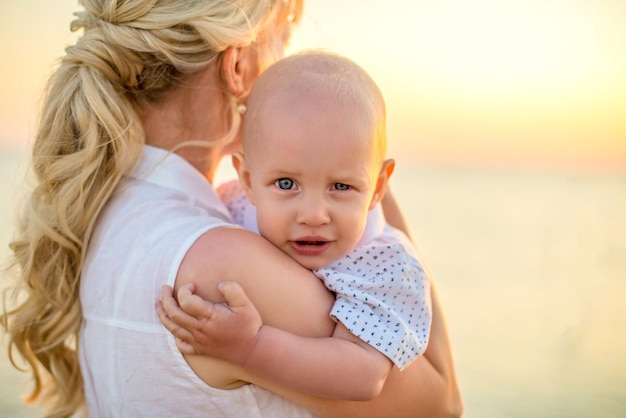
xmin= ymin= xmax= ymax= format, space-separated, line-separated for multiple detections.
xmin=177 ymin=226 xmax=280 ymax=292
xmin=178 ymin=226 xmax=336 ymax=336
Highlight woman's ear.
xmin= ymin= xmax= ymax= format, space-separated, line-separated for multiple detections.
xmin=369 ymin=159 xmax=395 ymax=210
xmin=232 ymin=152 xmax=255 ymax=205
xmin=221 ymin=46 xmax=259 ymax=98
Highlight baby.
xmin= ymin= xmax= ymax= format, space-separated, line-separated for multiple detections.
xmin=178 ymin=51 xmax=431 ymax=400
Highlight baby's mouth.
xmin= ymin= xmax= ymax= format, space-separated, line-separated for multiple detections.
xmin=291 ymin=239 xmax=331 ymax=256
xmin=295 ymin=240 xmax=327 ymax=246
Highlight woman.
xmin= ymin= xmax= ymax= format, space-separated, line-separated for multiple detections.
xmin=1 ymin=0 xmax=461 ymax=417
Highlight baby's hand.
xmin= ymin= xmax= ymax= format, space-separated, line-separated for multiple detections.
xmin=157 ymin=281 xmax=262 ymax=365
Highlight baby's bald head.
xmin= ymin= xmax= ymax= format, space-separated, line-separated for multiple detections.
xmin=242 ymin=51 xmax=387 ymax=164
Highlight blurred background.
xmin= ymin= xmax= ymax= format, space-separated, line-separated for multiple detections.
xmin=1 ymin=1 xmax=625 ymax=416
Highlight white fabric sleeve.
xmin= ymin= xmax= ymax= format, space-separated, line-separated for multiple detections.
xmin=316 ymin=227 xmax=432 ymax=370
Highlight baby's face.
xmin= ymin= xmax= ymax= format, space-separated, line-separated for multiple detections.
xmin=242 ymin=98 xmax=382 ymax=270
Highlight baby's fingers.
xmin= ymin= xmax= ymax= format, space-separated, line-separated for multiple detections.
xmin=217 ymin=281 xmax=252 ymax=311
xmin=177 ymin=284 xmax=218 ymax=319
xmin=160 ymin=285 xmax=200 ymax=330
xmin=156 ymin=299 xmax=194 ymax=345
xmin=174 ymin=337 xmax=198 ymax=356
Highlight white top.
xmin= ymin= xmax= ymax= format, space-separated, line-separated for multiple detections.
xmin=79 ymin=146 xmax=317 ymax=418
xmin=218 ymin=181 xmax=432 ymax=369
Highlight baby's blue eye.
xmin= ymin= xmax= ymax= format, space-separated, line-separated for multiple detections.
xmin=275 ymin=178 xmax=295 ymax=190
xmin=334 ymin=183 xmax=351 ymax=191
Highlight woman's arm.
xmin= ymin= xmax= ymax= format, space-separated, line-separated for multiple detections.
xmin=164 ymin=279 xmax=391 ymax=400
xmin=160 ymin=278 xmax=461 ymax=417
xmin=242 ymin=284 xmax=462 ymax=418
xmin=167 ymin=226 xmax=335 ymax=389
xmin=160 ymin=193 xmax=462 ymax=416
xmin=174 ymin=226 xmax=335 ymax=337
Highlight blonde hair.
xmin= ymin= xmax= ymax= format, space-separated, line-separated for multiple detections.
xmin=1 ymin=0 xmax=302 ymax=416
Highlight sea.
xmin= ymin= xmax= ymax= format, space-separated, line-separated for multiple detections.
xmin=1 ymin=148 xmax=625 ymax=417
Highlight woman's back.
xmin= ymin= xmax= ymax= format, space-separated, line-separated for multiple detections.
xmin=79 ymin=146 xmax=316 ymax=417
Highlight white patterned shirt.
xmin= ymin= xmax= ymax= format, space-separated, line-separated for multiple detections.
xmin=218 ymin=180 xmax=432 ymax=369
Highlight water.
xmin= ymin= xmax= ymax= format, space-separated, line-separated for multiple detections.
xmin=1 ymin=149 xmax=625 ymax=417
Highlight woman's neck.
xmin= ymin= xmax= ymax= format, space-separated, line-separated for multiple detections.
xmin=142 ymin=68 xmax=228 ymax=182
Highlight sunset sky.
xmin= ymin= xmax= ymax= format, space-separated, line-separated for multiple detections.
xmin=1 ymin=0 xmax=625 ymax=172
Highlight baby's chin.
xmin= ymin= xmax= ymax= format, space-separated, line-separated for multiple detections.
xmin=295 ymin=258 xmax=328 ymax=271
xmin=288 ymin=253 xmax=335 ymax=271
xmin=292 ymin=251 xmax=350 ymax=271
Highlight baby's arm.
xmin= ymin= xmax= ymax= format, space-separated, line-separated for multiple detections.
xmin=248 ymin=314 xmax=392 ymax=400
xmin=162 ymin=281 xmax=392 ymax=400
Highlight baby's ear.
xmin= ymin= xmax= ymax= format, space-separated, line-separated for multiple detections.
xmin=369 ymin=159 xmax=395 ymax=210
xmin=232 ymin=152 xmax=255 ymax=205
